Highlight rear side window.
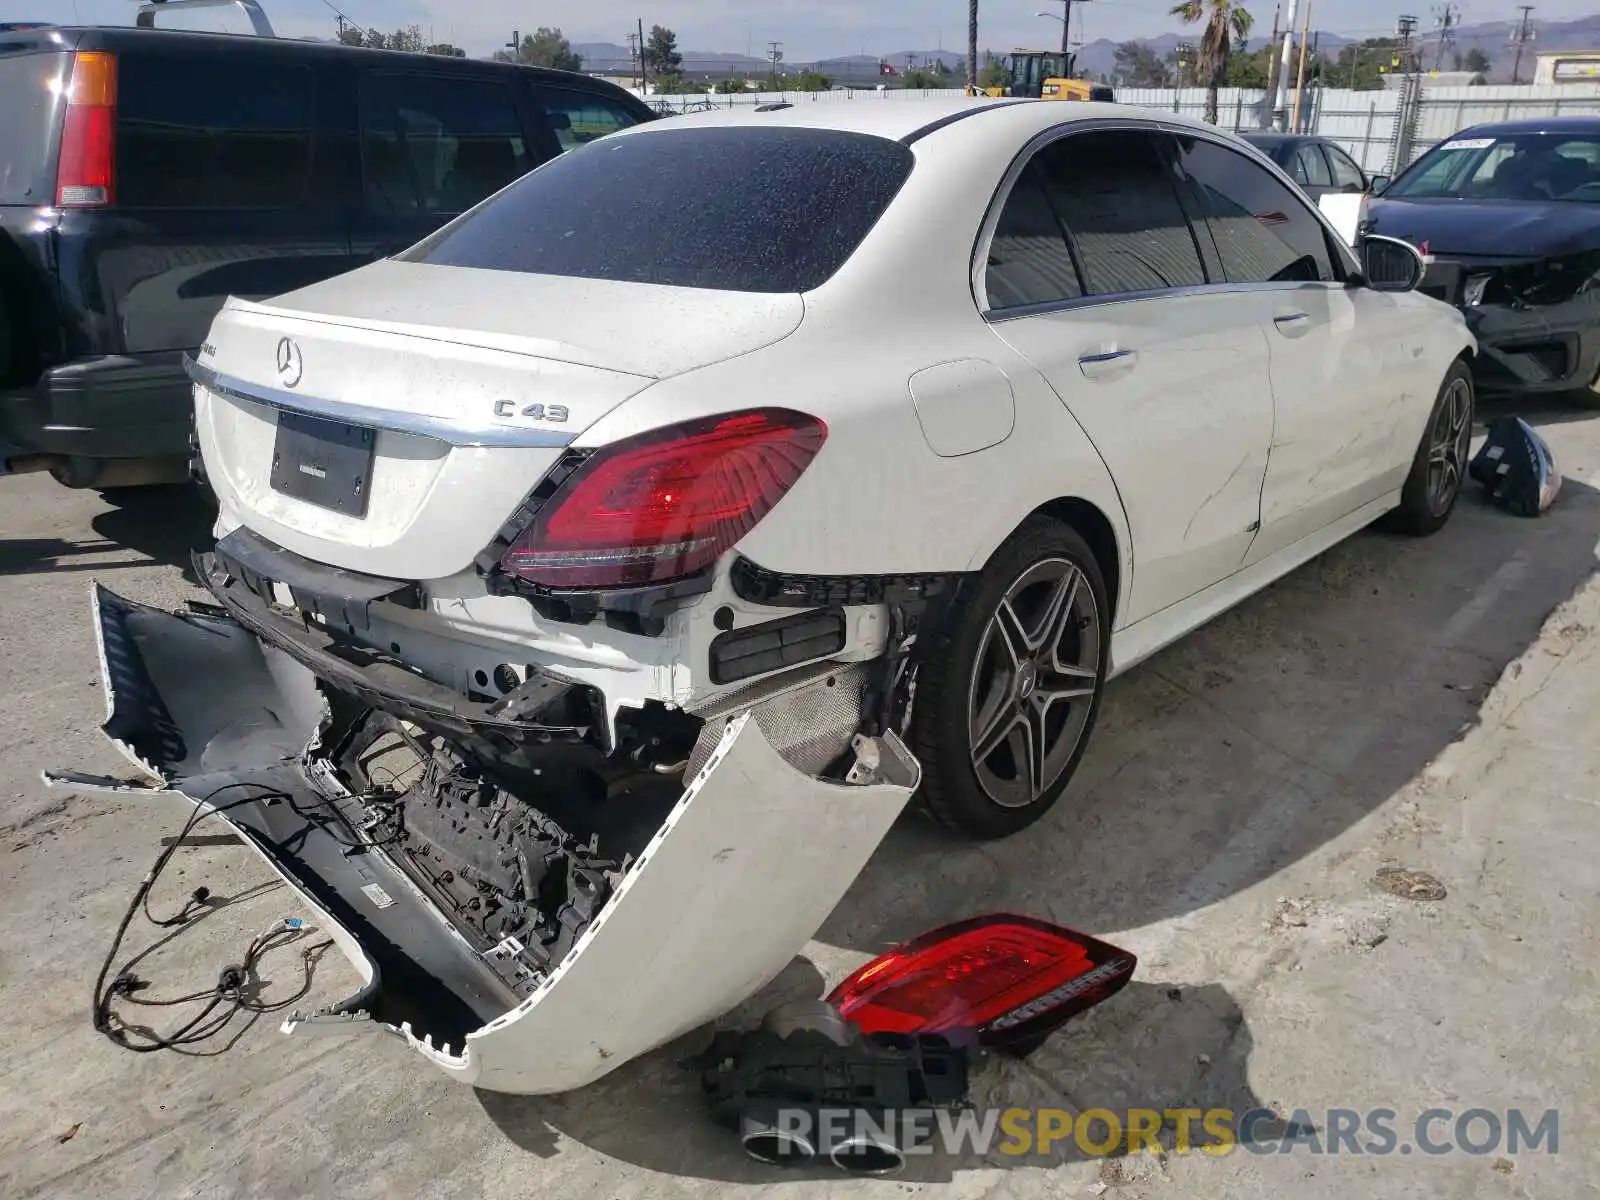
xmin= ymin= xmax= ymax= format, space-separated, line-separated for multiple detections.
xmin=1325 ymin=144 xmax=1367 ymax=190
xmin=1294 ymin=144 xmax=1332 ymax=188
xmin=985 ymin=163 xmax=1083 ymax=310
xmin=1173 ymin=135 xmax=1334 ymax=284
xmin=118 ymin=56 xmax=315 ymax=208
xmin=0 ymin=51 xmax=69 ymax=205
xmin=1033 ymin=130 xmax=1208 ymax=295
xmin=361 ymin=73 xmax=533 ymax=216
xmin=405 ymin=126 xmax=915 ymax=293
xmin=536 ymin=87 xmax=641 ymax=153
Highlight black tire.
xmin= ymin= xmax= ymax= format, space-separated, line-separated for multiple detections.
xmin=1381 ymin=358 xmax=1474 ymax=536
xmin=909 ymin=516 xmax=1110 ymax=841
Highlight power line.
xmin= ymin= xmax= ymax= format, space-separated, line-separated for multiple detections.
xmin=314 ymin=0 xmax=359 ymax=32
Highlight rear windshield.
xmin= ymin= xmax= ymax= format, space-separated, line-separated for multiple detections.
xmin=0 ymin=51 xmax=69 ymax=205
xmin=402 ymin=125 xmax=916 ymax=293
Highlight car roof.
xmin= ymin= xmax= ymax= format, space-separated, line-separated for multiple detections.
xmin=621 ymin=97 xmax=1226 ymax=145
xmin=1 ymin=25 xmax=612 ymax=86
xmin=1456 ymin=116 xmax=1600 ymax=136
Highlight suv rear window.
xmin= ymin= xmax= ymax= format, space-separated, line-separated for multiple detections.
xmin=403 ymin=126 xmax=915 ymax=293
xmin=117 ymin=56 xmax=315 ymax=208
xmin=0 ymin=51 xmax=69 ymax=205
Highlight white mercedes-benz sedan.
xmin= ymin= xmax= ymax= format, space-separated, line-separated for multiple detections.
xmin=61 ymin=99 xmax=1474 ymax=1093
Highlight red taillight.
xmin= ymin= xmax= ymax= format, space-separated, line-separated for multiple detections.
xmin=57 ymin=52 xmax=118 ymax=208
xmin=500 ymin=408 xmax=826 ymax=590
xmin=825 ymin=915 xmax=1136 ymax=1048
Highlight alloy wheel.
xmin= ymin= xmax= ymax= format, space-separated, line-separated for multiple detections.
xmin=966 ymin=558 xmax=1102 ymax=809
xmin=1426 ymin=376 xmax=1472 ymax=516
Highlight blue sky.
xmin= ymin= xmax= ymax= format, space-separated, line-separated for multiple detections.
xmin=5 ymin=0 xmax=1593 ymax=60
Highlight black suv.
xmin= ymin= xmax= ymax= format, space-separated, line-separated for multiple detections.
xmin=0 ymin=24 xmax=652 ymax=489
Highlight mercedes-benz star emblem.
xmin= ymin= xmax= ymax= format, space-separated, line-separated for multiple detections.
xmin=275 ymin=337 xmax=304 ymax=389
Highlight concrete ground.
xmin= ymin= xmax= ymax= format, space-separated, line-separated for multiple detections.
xmin=3 ymin=400 xmax=1599 ymax=1199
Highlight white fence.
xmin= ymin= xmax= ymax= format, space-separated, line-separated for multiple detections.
xmin=1408 ymin=83 xmax=1600 ymax=157
xmin=1111 ymin=87 xmax=1401 ymax=171
xmin=640 ymin=82 xmax=1600 ymax=174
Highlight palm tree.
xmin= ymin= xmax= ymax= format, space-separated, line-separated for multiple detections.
xmin=967 ymin=0 xmax=979 ymax=91
xmin=1169 ymin=0 xmax=1253 ymax=125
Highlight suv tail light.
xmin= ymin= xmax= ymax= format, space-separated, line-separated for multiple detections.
xmin=826 ymin=914 xmax=1136 ymax=1049
xmin=500 ymin=408 xmax=826 ymax=590
xmin=57 ymin=51 xmax=118 ymax=207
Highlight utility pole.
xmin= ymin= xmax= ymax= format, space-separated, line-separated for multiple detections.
xmin=1260 ymin=3 xmax=1282 ymax=128
xmin=638 ymin=17 xmax=648 ymax=92
xmin=1291 ymin=0 xmax=1313 ymax=130
xmin=1273 ymin=0 xmax=1299 ymax=130
xmin=768 ymin=40 xmax=783 ymax=89
xmin=505 ymin=30 xmax=520 ymax=60
xmin=1431 ymin=2 xmax=1459 ymax=71
xmin=1509 ymin=4 xmax=1535 ymax=84
xmin=626 ymin=30 xmax=640 ymax=88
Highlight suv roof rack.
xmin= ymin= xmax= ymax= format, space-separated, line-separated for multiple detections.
xmin=134 ymin=0 xmax=276 ymax=38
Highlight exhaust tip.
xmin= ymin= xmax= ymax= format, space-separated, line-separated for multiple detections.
xmin=740 ymin=1117 xmax=816 ymax=1167
xmin=829 ymin=1135 xmax=906 ymax=1176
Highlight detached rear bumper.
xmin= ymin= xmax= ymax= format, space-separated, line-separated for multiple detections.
xmin=50 ymin=586 xmax=919 ymax=1094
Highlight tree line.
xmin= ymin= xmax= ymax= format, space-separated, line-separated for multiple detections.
xmin=335 ymin=24 xmax=464 ymax=57
xmin=1114 ymin=35 xmax=1491 ymax=92
xmin=333 ymin=21 xmax=979 ymax=95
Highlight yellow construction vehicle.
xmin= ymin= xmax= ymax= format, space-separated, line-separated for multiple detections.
xmin=969 ymin=50 xmax=1115 ymax=102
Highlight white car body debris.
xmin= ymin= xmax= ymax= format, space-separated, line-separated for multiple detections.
xmin=55 ymin=98 xmax=1474 ymax=1094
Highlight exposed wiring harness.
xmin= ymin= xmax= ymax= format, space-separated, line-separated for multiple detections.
xmin=91 ymin=781 xmax=341 ymax=1054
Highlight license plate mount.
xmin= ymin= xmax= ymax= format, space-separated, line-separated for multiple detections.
xmin=270 ymin=410 xmax=376 ymax=518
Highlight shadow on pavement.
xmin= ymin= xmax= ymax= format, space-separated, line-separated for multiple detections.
xmin=91 ymin=485 xmax=215 ymax=580
xmin=819 ymin=474 xmax=1600 ymax=952
xmin=0 ymin=484 xmax=214 ymax=577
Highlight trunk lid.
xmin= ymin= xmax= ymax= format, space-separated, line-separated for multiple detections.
xmin=195 ymin=260 xmax=805 ymax=581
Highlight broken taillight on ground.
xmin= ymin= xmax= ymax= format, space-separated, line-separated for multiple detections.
xmin=826 ymin=914 xmax=1137 ymax=1051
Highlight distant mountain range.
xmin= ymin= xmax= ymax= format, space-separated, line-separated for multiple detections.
xmin=576 ymin=15 xmax=1600 ymax=83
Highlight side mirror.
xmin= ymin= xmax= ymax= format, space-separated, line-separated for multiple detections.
xmin=1360 ymin=234 xmax=1426 ymax=293
xmin=1369 ymin=174 xmax=1391 ymax=194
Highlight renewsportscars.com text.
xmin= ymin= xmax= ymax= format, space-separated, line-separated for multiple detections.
xmin=768 ymin=1106 xmax=1560 ymax=1158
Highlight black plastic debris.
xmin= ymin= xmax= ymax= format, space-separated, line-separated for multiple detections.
xmin=681 ymin=1000 xmax=971 ymax=1174
xmin=1469 ymin=416 xmax=1562 ymax=517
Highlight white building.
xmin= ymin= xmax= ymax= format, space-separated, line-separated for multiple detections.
xmin=1534 ymin=50 xmax=1600 ymax=85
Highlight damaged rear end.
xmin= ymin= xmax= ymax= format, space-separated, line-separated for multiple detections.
xmin=56 ymin=583 xmax=918 ymax=1093
xmin=55 ymin=126 xmax=945 ymax=1092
